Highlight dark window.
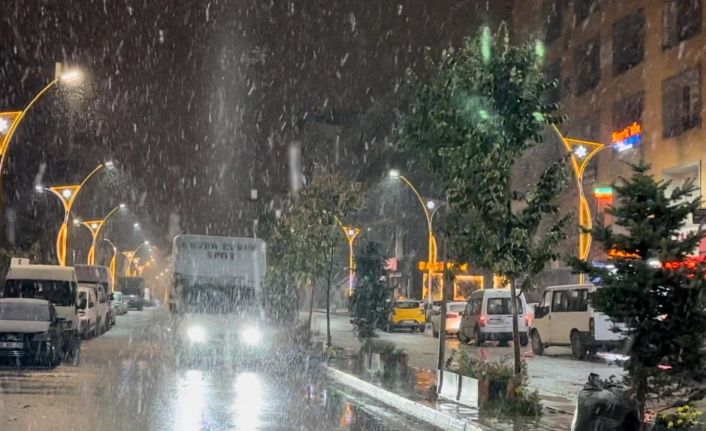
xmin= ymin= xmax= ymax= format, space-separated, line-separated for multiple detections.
xmin=613 ymin=92 xmax=644 ymax=131
xmin=486 ymin=298 xmax=524 ymax=315
xmin=663 ymin=0 xmax=702 ymax=49
xmin=551 ymin=291 xmax=567 ymax=312
xmin=574 ymin=0 xmax=599 ymax=23
xmin=663 ymin=66 xmax=701 ymax=138
xmin=544 ymin=61 xmax=561 ymax=106
xmin=613 ymin=10 xmax=645 ymax=75
xmin=3 ymin=280 xmax=77 ymax=307
xmin=567 ymin=289 xmax=589 ymax=312
xmin=544 ymin=0 xmax=563 ymax=44
xmin=575 ymin=36 xmax=600 ymax=95
xmin=394 ymin=301 xmax=421 ymax=309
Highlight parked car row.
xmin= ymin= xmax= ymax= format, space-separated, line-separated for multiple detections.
xmin=383 ymin=284 xmax=626 ymax=361
xmin=0 ymin=259 xmax=138 ymax=368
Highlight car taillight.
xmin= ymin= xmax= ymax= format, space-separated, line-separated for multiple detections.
xmin=589 ymin=317 xmax=595 ymax=336
xmin=524 ymin=315 xmax=530 ymax=327
xmin=479 ymin=315 xmax=487 ymax=327
xmin=446 ymin=314 xmax=455 ymax=319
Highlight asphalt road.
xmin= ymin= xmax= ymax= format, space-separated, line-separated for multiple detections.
xmin=0 ymin=308 xmax=435 ymax=431
xmin=311 ymin=311 xmax=624 ymax=413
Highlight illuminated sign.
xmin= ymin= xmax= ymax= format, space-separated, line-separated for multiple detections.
xmin=417 ymin=261 xmax=469 ymax=273
xmin=607 ymin=248 xmax=640 ymax=259
xmin=593 ymin=186 xmax=613 ymax=200
xmin=611 ymin=122 xmax=641 ymax=152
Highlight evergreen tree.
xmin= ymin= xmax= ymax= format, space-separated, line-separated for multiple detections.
xmin=396 ymin=27 xmax=568 ymax=374
xmin=573 ymin=162 xmax=706 ymax=417
xmin=349 ymin=241 xmax=392 ymax=342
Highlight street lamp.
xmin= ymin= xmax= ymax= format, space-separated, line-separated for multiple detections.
xmin=39 ymin=162 xmax=113 ymax=266
xmin=103 ymin=238 xmax=118 ymax=290
xmin=0 ymin=65 xmax=83 ymax=186
xmin=389 ymin=170 xmax=444 ymax=303
xmin=77 ymin=204 xmax=126 ymax=265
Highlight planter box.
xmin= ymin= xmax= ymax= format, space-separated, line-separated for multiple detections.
xmin=437 ymin=370 xmax=479 ymax=408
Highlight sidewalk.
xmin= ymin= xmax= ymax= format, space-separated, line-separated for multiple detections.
xmin=324 ymin=351 xmax=574 ymax=431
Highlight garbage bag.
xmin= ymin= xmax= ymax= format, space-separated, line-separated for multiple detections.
xmin=571 ymin=373 xmax=640 ymax=431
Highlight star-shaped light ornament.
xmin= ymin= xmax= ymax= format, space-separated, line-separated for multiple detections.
xmin=573 ymin=145 xmax=588 ymax=159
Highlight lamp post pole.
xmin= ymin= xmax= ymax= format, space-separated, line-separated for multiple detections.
xmin=551 ymin=125 xmax=609 ymax=283
xmin=77 ymin=204 xmax=125 ymax=265
xmin=42 ymin=162 xmax=111 ymax=266
xmin=103 ymin=238 xmax=118 ymax=290
xmin=389 ymin=170 xmax=444 ymax=303
xmin=342 ymin=226 xmax=361 ymax=296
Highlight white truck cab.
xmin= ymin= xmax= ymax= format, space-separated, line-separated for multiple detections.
xmin=78 ymin=283 xmax=110 ymax=335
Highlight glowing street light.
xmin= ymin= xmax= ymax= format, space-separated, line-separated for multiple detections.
xmin=389 ymin=170 xmax=445 ymax=303
xmin=40 ymin=162 xmax=112 ymax=266
xmin=0 ymin=64 xmax=83 ymax=189
xmin=78 ymin=204 xmax=126 ymax=265
xmin=122 ymin=241 xmax=150 ymax=276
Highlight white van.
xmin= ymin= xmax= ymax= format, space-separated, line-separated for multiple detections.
xmin=530 ymin=284 xmax=625 ymax=360
xmin=74 ymin=265 xmax=114 ymax=330
xmin=78 ymin=286 xmax=98 ymax=338
xmin=458 ymin=288 xmax=530 ymax=346
xmin=78 ymin=283 xmax=110 ymax=335
xmin=3 ymin=262 xmax=81 ymax=361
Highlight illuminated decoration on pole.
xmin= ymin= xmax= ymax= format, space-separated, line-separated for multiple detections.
xmin=80 ymin=204 xmax=124 ymax=265
xmin=611 ymin=122 xmax=641 ymax=152
xmin=103 ymin=238 xmax=118 ymax=290
xmin=332 ymin=215 xmax=361 ymax=296
xmin=551 ymin=125 xmax=609 ymax=282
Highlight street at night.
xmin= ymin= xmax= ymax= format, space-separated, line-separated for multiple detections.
xmin=3 ymin=1 xmax=706 ymax=430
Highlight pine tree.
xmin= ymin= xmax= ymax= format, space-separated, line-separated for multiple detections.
xmin=573 ymin=162 xmax=706 ymax=417
xmin=349 ymin=241 xmax=392 ymax=342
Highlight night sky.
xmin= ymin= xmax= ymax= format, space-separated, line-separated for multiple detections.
xmin=0 ymin=0 xmax=509 ymax=256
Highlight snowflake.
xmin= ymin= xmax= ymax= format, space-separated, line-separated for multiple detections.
xmin=573 ymin=145 xmax=588 ymax=159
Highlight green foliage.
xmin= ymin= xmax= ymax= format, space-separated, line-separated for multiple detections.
xmin=350 ymin=241 xmax=392 ymax=341
xmin=572 ymin=162 xmax=706 ymax=415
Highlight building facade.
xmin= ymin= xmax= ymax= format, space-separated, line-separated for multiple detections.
xmin=513 ymin=0 xmax=706 ymax=259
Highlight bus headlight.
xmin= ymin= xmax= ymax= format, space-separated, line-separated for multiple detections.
xmin=241 ymin=327 xmax=261 ymax=346
xmin=187 ymin=325 xmax=207 ymax=343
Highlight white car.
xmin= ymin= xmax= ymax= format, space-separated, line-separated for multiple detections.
xmin=79 ymin=283 xmax=110 ymax=335
xmin=111 ymin=291 xmax=128 ymax=316
xmin=531 ymin=284 xmax=625 ymax=360
xmin=431 ymin=301 xmax=467 ymax=338
xmin=458 ymin=288 xmax=530 ymax=346
xmin=78 ymin=287 xmax=99 ymax=338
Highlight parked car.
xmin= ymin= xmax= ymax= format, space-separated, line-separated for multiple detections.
xmin=0 ymin=298 xmax=68 ymax=367
xmin=2 ymin=260 xmax=81 ymax=363
xmin=431 ymin=301 xmax=467 ymax=338
xmin=530 ymin=284 xmax=625 ymax=360
xmin=458 ymin=288 xmax=529 ymax=346
xmin=78 ymin=283 xmax=110 ymax=335
xmin=424 ymin=300 xmax=443 ymax=322
xmin=78 ymin=286 xmax=99 ymax=338
xmin=111 ymin=291 xmax=128 ymax=316
xmin=385 ymin=300 xmax=426 ymax=332
xmin=74 ymin=265 xmax=114 ymax=329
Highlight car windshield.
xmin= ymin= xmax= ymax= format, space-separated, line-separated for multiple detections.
xmin=0 ymin=303 xmax=50 ymax=321
xmin=394 ymin=301 xmax=420 ymax=309
xmin=486 ymin=298 xmax=524 ymax=315
xmin=3 ymin=279 xmax=76 ymax=307
xmin=78 ymin=292 xmax=87 ymax=309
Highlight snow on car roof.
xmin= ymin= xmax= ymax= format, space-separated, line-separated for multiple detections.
xmin=0 ymin=298 xmax=50 ymax=306
xmin=6 ymin=264 xmax=77 ymax=282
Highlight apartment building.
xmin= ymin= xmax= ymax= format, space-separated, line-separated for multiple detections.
xmin=513 ymin=0 xmax=706 ymax=257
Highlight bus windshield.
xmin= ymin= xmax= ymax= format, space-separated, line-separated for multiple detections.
xmin=3 ymin=279 xmax=77 ymax=307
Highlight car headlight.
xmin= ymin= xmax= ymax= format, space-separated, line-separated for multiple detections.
xmin=186 ymin=325 xmax=207 ymax=343
xmin=32 ymin=332 xmax=51 ymax=342
xmin=241 ymin=327 xmax=261 ymax=346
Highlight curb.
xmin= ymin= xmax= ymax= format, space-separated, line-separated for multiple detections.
xmin=323 ymin=365 xmax=489 ymax=431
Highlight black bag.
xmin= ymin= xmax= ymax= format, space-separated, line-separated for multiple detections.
xmin=571 ymin=373 xmax=640 ymax=431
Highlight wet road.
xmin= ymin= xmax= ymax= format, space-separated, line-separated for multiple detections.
xmin=0 ymin=309 xmax=434 ymax=431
